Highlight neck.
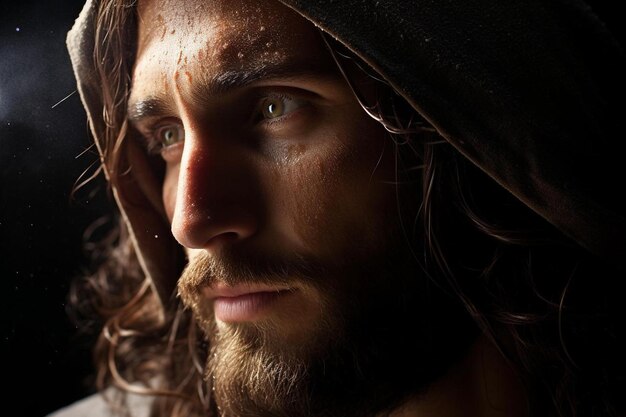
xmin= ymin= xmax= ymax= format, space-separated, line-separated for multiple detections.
xmin=388 ymin=336 xmax=528 ymax=417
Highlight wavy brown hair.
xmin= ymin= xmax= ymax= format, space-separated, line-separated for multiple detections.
xmin=71 ymin=1 xmax=625 ymax=416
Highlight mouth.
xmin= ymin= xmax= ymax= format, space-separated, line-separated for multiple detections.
xmin=203 ymin=284 xmax=295 ymax=323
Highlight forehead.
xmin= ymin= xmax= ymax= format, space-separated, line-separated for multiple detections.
xmin=136 ymin=0 xmax=301 ymax=51
xmin=132 ymin=0 xmax=329 ymax=101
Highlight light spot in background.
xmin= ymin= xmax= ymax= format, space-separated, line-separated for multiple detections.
xmin=16 ymin=27 xmax=20 ymax=32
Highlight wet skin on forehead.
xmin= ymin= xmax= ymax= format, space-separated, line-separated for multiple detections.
xmin=133 ymin=0 xmax=334 ymax=109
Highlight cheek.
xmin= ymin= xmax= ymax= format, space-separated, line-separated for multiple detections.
xmin=288 ymin=149 xmax=341 ymax=255
xmin=162 ymin=164 xmax=180 ymax=222
xmin=279 ymin=127 xmax=396 ymax=260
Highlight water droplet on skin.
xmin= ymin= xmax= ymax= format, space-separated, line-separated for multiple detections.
xmin=237 ymin=52 xmax=244 ymax=59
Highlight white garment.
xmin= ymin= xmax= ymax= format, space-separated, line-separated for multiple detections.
xmin=46 ymin=389 xmax=152 ymax=417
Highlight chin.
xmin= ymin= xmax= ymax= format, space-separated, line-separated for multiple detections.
xmin=178 ymin=244 xmax=476 ymax=417
xmin=200 ymin=279 xmax=474 ymax=417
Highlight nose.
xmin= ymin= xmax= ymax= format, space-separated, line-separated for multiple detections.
xmin=170 ymin=126 xmax=259 ymax=251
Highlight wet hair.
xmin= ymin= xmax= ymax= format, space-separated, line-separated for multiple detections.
xmin=71 ymin=1 xmax=625 ymax=416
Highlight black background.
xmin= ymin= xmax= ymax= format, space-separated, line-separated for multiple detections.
xmin=1 ymin=1 xmax=112 ymax=416
xmin=0 ymin=1 xmax=622 ymax=417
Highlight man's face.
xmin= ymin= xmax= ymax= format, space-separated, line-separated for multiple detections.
xmin=129 ymin=0 xmax=473 ymax=415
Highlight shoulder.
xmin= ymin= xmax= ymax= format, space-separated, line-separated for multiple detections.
xmin=46 ymin=388 xmax=153 ymax=417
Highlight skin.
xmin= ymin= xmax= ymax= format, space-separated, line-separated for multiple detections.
xmin=128 ymin=0 xmax=528 ymax=415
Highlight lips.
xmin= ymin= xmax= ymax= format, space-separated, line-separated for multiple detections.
xmin=203 ymin=284 xmax=294 ymax=323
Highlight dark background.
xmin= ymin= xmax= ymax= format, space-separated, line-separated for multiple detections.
xmin=0 ymin=1 xmax=623 ymax=417
xmin=1 ymin=1 xmax=113 ymax=416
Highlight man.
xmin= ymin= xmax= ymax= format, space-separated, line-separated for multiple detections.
xmin=52 ymin=0 xmax=624 ymax=416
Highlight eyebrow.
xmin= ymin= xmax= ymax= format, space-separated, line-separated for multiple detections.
xmin=127 ymin=60 xmax=335 ymax=124
xmin=127 ymin=97 xmax=171 ymax=124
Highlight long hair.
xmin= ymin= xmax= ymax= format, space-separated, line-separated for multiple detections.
xmin=71 ymin=1 xmax=625 ymax=416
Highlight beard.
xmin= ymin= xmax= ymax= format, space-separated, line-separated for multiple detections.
xmin=177 ymin=234 xmax=477 ymax=417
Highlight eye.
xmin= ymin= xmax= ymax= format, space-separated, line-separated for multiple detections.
xmin=155 ymin=124 xmax=185 ymax=148
xmin=259 ymin=95 xmax=306 ymax=120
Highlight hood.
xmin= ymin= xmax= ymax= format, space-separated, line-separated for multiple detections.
xmin=67 ymin=0 xmax=625 ymax=306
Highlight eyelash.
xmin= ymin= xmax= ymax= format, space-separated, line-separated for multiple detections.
xmin=144 ymin=123 xmax=184 ymax=155
xmin=252 ymin=92 xmax=307 ymax=124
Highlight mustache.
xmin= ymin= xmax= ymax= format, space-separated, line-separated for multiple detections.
xmin=177 ymin=247 xmax=328 ymax=295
